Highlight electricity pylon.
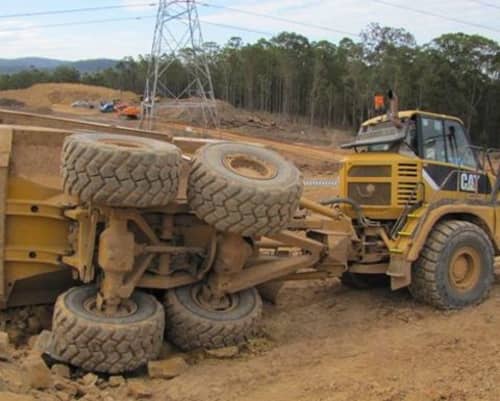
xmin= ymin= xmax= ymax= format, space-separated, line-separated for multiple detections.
xmin=142 ymin=0 xmax=218 ymax=129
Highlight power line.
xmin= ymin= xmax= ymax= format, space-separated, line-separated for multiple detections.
xmin=0 ymin=15 xmax=156 ymax=33
xmin=0 ymin=3 xmax=157 ymax=19
xmin=0 ymin=14 xmax=275 ymax=37
xmin=372 ymin=0 xmax=500 ymax=33
xmin=198 ymin=1 xmax=360 ymax=37
xmin=203 ymin=20 xmax=274 ymax=36
xmin=0 ymin=2 xmax=346 ymax=38
xmin=0 ymin=0 xmax=496 ymax=39
xmin=0 ymin=1 xmax=496 ymax=41
xmin=468 ymin=0 xmax=500 ymax=11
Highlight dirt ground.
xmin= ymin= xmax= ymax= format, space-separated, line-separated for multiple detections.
xmin=3 ymin=279 xmax=500 ymax=401
xmin=0 ymin=83 xmax=497 ymax=401
xmin=156 ymin=279 xmax=500 ymax=401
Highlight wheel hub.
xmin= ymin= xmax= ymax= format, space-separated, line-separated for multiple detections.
xmin=223 ymin=153 xmax=278 ymax=180
xmin=192 ymin=284 xmax=238 ymax=312
xmin=449 ymin=247 xmax=481 ymax=292
xmin=83 ymin=296 xmax=138 ymax=318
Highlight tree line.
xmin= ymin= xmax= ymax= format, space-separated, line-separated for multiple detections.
xmin=0 ymin=24 xmax=499 ymax=145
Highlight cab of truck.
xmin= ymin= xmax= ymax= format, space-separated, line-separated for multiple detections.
xmin=338 ymin=101 xmax=492 ymax=221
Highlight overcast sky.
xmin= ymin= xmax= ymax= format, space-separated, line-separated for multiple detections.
xmin=0 ymin=0 xmax=498 ymax=60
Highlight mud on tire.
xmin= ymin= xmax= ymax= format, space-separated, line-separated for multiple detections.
xmin=51 ymin=286 xmax=164 ymax=374
xmin=409 ymin=220 xmax=494 ymax=309
xmin=187 ymin=142 xmax=303 ymax=237
xmin=165 ymin=284 xmax=262 ymax=350
xmin=62 ymin=133 xmax=181 ymax=208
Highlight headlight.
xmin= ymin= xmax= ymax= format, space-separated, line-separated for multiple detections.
xmin=348 ymin=183 xmax=391 ymax=205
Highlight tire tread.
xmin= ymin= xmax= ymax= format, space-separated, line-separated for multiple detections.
xmin=62 ymin=134 xmax=181 ymax=208
xmin=51 ymin=289 xmax=164 ymax=373
xmin=409 ymin=220 xmax=494 ymax=309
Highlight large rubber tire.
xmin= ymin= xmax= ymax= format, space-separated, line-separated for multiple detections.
xmin=187 ymin=142 xmax=303 ymax=237
xmin=51 ymin=286 xmax=164 ymax=373
xmin=409 ymin=220 xmax=494 ymax=310
xmin=340 ymin=272 xmax=389 ymax=290
xmin=62 ymin=133 xmax=181 ymax=207
xmin=165 ymin=284 xmax=262 ymax=350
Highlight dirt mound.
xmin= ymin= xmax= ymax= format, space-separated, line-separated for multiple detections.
xmin=156 ymin=98 xmax=238 ymax=126
xmin=156 ymin=98 xmax=284 ymax=131
xmin=155 ymin=98 xmax=352 ymax=146
xmin=0 ymin=83 xmax=138 ymax=112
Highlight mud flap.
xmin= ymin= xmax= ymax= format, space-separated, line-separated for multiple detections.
xmin=387 ymin=254 xmax=411 ymax=290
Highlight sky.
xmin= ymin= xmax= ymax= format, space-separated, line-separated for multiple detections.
xmin=0 ymin=0 xmax=498 ymax=61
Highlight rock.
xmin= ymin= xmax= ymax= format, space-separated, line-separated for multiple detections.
xmin=11 ymin=350 xmax=26 ymax=361
xmin=0 ymin=392 xmax=35 ymax=401
xmin=0 ymin=330 xmax=11 ymax=361
xmin=205 ymin=346 xmax=239 ymax=359
xmin=54 ymin=379 xmax=79 ymax=398
xmin=76 ymin=385 xmax=100 ymax=400
xmin=55 ymin=390 xmax=73 ymax=401
xmin=23 ymin=355 xmax=53 ymax=389
xmin=108 ymin=375 xmax=126 ymax=388
xmin=30 ymin=330 xmax=52 ymax=354
xmin=78 ymin=393 xmax=101 ymax=401
xmin=148 ymin=356 xmax=188 ymax=379
xmin=51 ymin=364 xmax=71 ymax=379
xmin=80 ymin=372 xmax=98 ymax=387
xmin=127 ymin=379 xmax=153 ymax=398
xmin=95 ymin=377 xmax=108 ymax=389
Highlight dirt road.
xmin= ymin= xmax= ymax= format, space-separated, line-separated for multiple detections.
xmin=2 ymin=278 xmax=500 ymax=401
xmin=149 ymin=279 xmax=500 ymax=401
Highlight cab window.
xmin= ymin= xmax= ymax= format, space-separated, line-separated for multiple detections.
xmin=421 ymin=117 xmax=447 ymax=163
xmin=444 ymin=120 xmax=477 ymax=169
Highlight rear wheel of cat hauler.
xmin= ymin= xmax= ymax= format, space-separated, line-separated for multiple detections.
xmin=51 ymin=285 xmax=164 ymax=373
xmin=187 ymin=142 xmax=303 ymax=237
xmin=62 ymin=133 xmax=181 ymax=208
xmin=164 ymin=284 xmax=262 ymax=350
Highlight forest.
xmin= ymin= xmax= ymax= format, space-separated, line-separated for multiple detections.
xmin=0 ymin=24 xmax=499 ymax=145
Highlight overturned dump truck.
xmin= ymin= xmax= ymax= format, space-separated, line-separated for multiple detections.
xmin=0 ymin=94 xmax=499 ymax=373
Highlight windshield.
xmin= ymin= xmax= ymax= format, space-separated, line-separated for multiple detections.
xmin=349 ymin=119 xmax=410 ymax=152
xmin=358 ymin=121 xmax=404 ymax=137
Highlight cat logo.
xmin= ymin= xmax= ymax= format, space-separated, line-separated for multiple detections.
xmin=460 ymin=173 xmax=480 ymax=192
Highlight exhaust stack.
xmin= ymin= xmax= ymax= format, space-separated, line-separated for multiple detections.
xmin=387 ymin=89 xmax=402 ymax=128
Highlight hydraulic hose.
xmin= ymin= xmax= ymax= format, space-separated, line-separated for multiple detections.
xmin=319 ymin=197 xmax=375 ymax=227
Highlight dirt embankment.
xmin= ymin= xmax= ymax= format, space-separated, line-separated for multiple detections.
xmin=0 ymin=83 xmax=138 ymax=114
xmin=0 ymin=83 xmax=354 ymax=150
xmin=155 ymin=98 xmax=352 ymax=147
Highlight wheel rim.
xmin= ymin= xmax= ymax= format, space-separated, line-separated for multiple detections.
xmin=83 ymin=296 xmax=138 ymax=318
xmin=448 ymin=246 xmax=481 ymax=293
xmin=222 ymin=153 xmax=278 ymax=180
xmin=191 ymin=284 xmax=239 ymax=312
